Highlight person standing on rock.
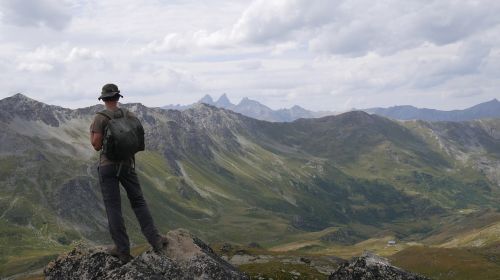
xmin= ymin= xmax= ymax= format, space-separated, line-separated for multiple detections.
xmin=90 ymin=83 xmax=168 ymax=264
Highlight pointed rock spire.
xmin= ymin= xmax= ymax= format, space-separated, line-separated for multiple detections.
xmin=216 ymin=93 xmax=233 ymax=108
xmin=199 ymin=94 xmax=215 ymax=105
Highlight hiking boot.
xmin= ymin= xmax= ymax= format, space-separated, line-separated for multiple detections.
xmin=118 ymin=253 xmax=133 ymax=264
xmin=152 ymin=235 xmax=169 ymax=253
xmin=106 ymin=246 xmax=133 ymax=264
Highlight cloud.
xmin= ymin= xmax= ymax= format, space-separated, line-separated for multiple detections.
xmin=0 ymin=0 xmax=73 ymax=30
xmin=446 ymin=88 xmax=483 ymax=99
xmin=15 ymin=45 xmax=104 ymax=72
xmin=229 ymin=0 xmax=337 ymax=44
xmin=271 ymin=41 xmax=300 ymax=55
xmin=141 ymin=0 xmax=500 ymax=59
xmin=66 ymin=47 xmax=103 ymax=62
xmin=139 ymin=0 xmax=336 ymax=54
xmin=141 ymin=33 xmax=189 ymax=54
xmin=126 ymin=65 xmax=201 ymax=96
xmin=237 ymin=60 xmax=262 ymax=70
xmin=1 ymin=0 xmax=500 ymax=111
xmin=411 ymin=1 xmax=500 ymax=45
xmin=17 ymin=62 xmax=54 ymax=72
xmin=5 ymin=47 xmax=203 ymax=107
xmin=15 ymin=45 xmax=64 ymax=72
xmin=308 ymin=0 xmax=500 ymax=56
xmin=411 ymin=41 xmax=492 ymax=89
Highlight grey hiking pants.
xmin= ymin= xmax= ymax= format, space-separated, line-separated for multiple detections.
xmin=98 ymin=163 xmax=160 ymax=254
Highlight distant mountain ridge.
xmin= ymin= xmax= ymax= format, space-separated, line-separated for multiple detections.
xmin=364 ymin=99 xmax=500 ymax=121
xmin=164 ymin=94 xmax=500 ymax=122
xmin=162 ymin=94 xmax=335 ymax=122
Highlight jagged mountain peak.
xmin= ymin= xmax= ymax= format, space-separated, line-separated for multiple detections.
xmin=9 ymin=92 xmax=32 ymax=101
xmin=215 ymin=93 xmax=233 ymax=107
xmin=199 ymin=94 xmax=215 ymax=105
xmin=1 ymin=93 xmax=69 ymax=109
xmin=471 ymin=98 xmax=500 ymax=108
xmin=288 ymin=105 xmax=310 ymax=113
xmin=486 ymin=98 xmax=499 ymax=103
xmin=218 ymin=93 xmax=229 ymax=100
xmin=238 ymin=97 xmax=265 ymax=106
xmin=185 ymin=102 xmax=246 ymax=121
xmin=2 ymin=93 xmax=45 ymax=106
xmin=164 ymin=93 xmax=336 ymax=122
xmin=0 ymin=93 xmax=71 ymax=126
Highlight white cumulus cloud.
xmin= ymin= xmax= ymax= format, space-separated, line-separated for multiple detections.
xmin=0 ymin=0 xmax=73 ymax=30
xmin=1 ymin=0 xmax=499 ymax=111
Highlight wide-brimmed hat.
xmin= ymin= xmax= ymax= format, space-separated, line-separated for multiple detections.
xmin=98 ymin=83 xmax=124 ymax=100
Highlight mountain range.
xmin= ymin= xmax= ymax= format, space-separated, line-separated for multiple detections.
xmin=162 ymin=93 xmax=334 ymax=122
xmin=164 ymin=94 xmax=500 ymax=122
xmin=364 ymin=98 xmax=500 ymax=121
xmin=1 ymin=93 xmax=500 ymax=278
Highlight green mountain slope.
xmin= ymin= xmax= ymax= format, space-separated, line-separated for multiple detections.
xmin=1 ymin=93 xmax=500 ymax=277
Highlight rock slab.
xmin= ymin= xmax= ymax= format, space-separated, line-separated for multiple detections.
xmin=44 ymin=229 xmax=249 ymax=280
xmin=329 ymin=252 xmax=430 ymax=280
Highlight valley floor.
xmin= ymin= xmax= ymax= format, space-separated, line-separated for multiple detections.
xmin=6 ymin=219 xmax=500 ymax=280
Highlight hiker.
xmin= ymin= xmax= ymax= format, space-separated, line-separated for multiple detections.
xmin=89 ymin=83 xmax=168 ymax=264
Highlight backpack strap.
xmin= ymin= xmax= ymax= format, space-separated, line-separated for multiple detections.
xmin=96 ymin=110 xmax=111 ymax=168
xmin=119 ymin=108 xmax=129 ymax=118
xmin=97 ymin=108 xmax=128 ymax=119
xmin=97 ymin=110 xmax=113 ymax=120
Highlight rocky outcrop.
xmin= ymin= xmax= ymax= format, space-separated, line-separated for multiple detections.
xmin=44 ymin=229 xmax=249 ymax=280
xmin=329 ymin=252 xmax=430 ymax=280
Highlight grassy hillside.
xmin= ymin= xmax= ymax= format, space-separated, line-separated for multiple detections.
xmin=391 ymin=245 xmax=500 ymax=280
xmin=1 ymin=95 xmax=500 ymax=277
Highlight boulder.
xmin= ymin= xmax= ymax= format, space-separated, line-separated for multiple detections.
xmin=44 ymin=229 xmax=249 ymax=280
xmin=329 ymin=252 xmax=430 ymax=280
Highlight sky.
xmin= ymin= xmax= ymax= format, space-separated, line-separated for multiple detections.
xmin=0 ymin=0 xmax=499 ymax=111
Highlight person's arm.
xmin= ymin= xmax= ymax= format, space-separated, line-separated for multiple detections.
xmin=90 ymin=132 xmax=103 ymax=151
xmin=90 ymin=114 xmax=105 ymax=151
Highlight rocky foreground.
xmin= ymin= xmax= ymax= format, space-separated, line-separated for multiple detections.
xmin=329 ymin=252 xmax=430 ymax=280
xmin=44 ymin=229 xmax=249 ymax=280
xmin=44 ymin=228 xmax=429 ymax=280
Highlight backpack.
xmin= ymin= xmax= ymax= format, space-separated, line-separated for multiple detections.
xmin=97 ymin=108 xmax=145 ymax=161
